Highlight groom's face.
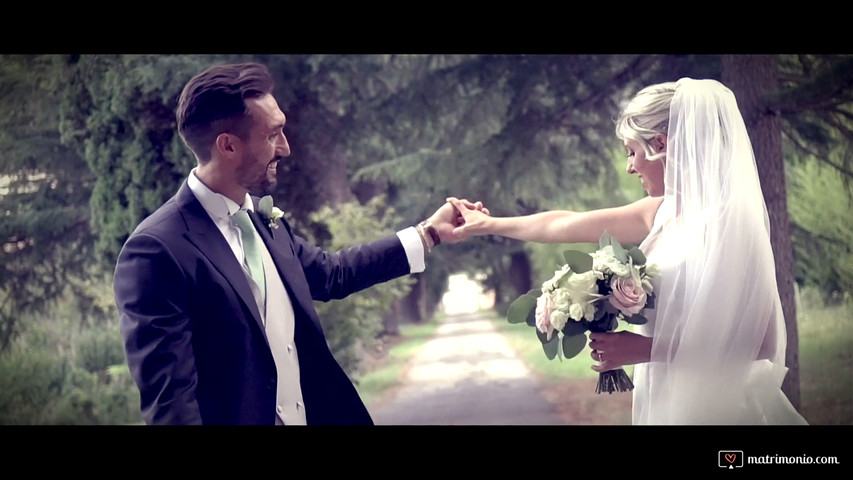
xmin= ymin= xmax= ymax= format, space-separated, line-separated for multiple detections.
xmin=237 ymin=94 xmax=291 ymax=196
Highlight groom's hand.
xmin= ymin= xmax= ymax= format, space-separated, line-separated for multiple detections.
xmin=445 ymin=196 xmax=495 ymax=239
xmin=425 ymin=198 xmax=489 ymax=245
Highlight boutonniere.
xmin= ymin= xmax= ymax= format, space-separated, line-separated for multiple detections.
xmin=257 ymin=195 xmax=285 ymax=230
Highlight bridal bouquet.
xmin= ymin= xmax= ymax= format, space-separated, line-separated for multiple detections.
xmin=506 ymin=231 xmax=659 ymax=394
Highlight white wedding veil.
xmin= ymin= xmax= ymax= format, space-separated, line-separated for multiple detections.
xmin=637 ymin=78 xmax=807 ymax=424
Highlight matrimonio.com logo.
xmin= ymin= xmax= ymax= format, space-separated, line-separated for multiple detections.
xmin=719 ymin=450 xmax=744 ymax=469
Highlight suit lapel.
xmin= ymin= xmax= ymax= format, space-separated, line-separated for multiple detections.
xmin=176 ymin=183 xmax=265 ymax=330
xmin=249 ymin=208 xmax=323 ymax=334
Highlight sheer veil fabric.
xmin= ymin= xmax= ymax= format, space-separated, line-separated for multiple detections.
xmin=632 ymin=78 xmax=808 ymax=425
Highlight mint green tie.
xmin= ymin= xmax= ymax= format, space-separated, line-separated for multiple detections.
xmin=232 ymin=210 xmax=266 ymax=304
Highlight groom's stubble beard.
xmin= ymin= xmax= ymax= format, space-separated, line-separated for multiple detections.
xmin=237 ymin=153 xmax=278 ymax=197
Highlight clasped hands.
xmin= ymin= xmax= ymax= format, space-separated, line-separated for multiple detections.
xmin=423 ymin=196 xmax=491 ymax=245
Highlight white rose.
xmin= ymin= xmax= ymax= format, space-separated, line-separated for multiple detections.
xmin=564 ymin=270 xmax=600 ymax=303
xmin=552 ymin=288 xmax=572 ymax=312
xmin=645 ymin=263 xmax=660 ymax=278
xmin=542 ymin=264 xmax=571 ymax=292
xmin=582 ymin=302 xmax=596 ymax=321
xmin=569 ymin=302 xmax=585 ymax=321
xmin=550 ymin=309 xmax=569 ymax=332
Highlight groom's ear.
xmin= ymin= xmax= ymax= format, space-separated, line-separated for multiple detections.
xmin=215 ymin=133 xmax=240 ymax=157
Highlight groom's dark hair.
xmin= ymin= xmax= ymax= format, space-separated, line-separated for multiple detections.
xmin=176 ymin=62 xmax=275 ymax=163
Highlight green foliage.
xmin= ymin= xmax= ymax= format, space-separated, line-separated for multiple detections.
xmin=306 ymin=196 xmax=415 ymax=377
xmin=0 ymin=290 xmax=140 ymax=425
xmin=564 ymin=250 xmax=593 ymax=273
xmin=0 ymin=54 xmax=100 ymax=348
xmin=48 ymin=364 xmax=140 ymax=425
xmin=73 ymin=324 xmax=126 ymax=374
xmin=0 ymin=347 xmax=67 ymax=424
xmin=788 ymin=155 xmax=853 ymax=297
xmin=506 ymin=294 xmax=537 ymax=325
xmin=0 ymin=333 xmax=140 ymax=425
xmin=59 ymin=54 xmax=243 ymax=264
xmin=795 ymin=300 xmax=853 ymax=425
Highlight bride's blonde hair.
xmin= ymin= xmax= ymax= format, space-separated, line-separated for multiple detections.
xmin=615 ymin=82 xmax=677 ymax=162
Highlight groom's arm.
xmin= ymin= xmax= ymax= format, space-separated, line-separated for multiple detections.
xmin=290 ymin=200 xmax=481 ymax=302
xmin=114 ymin=232 xmax=202 ymax=425
xmin=294 ymin=232 xmax=411 ymax=302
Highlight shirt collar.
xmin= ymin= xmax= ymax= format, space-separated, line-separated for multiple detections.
xmin=187 ymin=169 xmax=254 ymax=222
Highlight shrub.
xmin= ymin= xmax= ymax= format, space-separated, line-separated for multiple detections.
xmin=0 ymin=348 xmax=67 ymax=424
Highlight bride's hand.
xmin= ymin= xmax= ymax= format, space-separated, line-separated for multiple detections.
xmin=446 ymin=196 xmax=493 ymax=239
xmin=588 ymin=331 xmax=652 ymax=372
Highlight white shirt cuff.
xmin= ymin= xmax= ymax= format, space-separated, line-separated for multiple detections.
xmin=396 ymin=227 xmax=425 ymax=273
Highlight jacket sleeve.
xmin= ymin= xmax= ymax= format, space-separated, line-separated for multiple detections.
xmin=284 ymin=224 xmax=411 ymax=302
xmin=114 ymin=231 xmax=202 ymax=425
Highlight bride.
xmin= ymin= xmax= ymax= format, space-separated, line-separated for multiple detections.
xmin=447 ymin=78 xmax=808 ymax=425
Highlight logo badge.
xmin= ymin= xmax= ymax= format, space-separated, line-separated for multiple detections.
xmin=718 ymin=450 xmax=744 ymax=469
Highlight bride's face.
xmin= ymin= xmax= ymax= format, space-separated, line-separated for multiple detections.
xmin=625 ymin=138 xmax=665 ymax=197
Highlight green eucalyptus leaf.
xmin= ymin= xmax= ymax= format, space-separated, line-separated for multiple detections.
xmin=527 ymin=288 xmax=542 ymax=297
xmin=561 ymin=332 xmax=587 ymax=359
xmin=611 ymin=239 xmax=628 ymax=263
xmin=627 ymin=246 xmax=646 ymax=266
xmin=599 ymin=230 xmax=611 ymax=249
xmin=507 ymin=294 xmax=538 ymax=325
xmin=536 ymin=330 xmax=560 ymax=360
xmin=563 ymin=250 xmax=593 ymax=273
xmin=561 ymin=320 xmax=587 ymax=337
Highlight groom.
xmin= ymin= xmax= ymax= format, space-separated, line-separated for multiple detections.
xmin=113 ymin=62 xmax=482 ymax=425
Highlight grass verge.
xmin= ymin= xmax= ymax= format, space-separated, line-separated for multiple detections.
xmin=798 ymin=302 xmax=853 ymax=425
xmin=354 ymin=320 xmax=440 ymax=407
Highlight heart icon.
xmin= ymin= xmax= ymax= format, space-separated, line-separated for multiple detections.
xmin=725 ymin=454 xmax=736 ymax=464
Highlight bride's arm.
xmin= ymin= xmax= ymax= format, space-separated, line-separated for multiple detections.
xmin=447 ymin=195 xmax=663 ymax=245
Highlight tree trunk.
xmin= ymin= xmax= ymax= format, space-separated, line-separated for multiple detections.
xmin=721 ymin=54 xmax=801 ymax=409
xmin=384 ymin=275 xmax=427 ymax=335
xmin=508 ymin=251 xmax=533 ymax=300
xmin=381 ymin=300 xmax=401 ymax=336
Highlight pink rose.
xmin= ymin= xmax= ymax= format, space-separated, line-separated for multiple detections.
xmin=608 ymin=276 xmax=647 ymax=316
xmin=535 ymin=293 xmax=555 ymax=340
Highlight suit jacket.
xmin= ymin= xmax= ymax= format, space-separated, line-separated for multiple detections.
xmin=114 ymin=181 xmax=410 ymax=425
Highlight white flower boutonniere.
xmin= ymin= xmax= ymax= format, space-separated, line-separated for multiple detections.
xmin=258 ymin=195 xmax=285 ymax=230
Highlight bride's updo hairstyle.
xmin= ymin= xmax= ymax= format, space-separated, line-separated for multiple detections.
xmin=614 ymin=82 xmax=677 ymax=162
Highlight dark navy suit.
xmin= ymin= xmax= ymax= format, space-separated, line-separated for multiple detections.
xmin=114 ymin=181 xmax=409 ymax=425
